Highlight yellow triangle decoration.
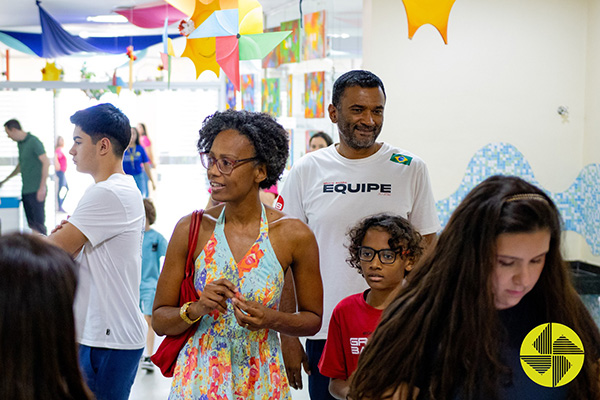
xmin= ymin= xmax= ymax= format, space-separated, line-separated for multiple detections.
xmin=401 ymin=0 xmax=456 ymax=44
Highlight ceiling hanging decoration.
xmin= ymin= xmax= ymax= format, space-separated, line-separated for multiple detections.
xmin=41 ymin=61 xmax=63 ymax=80
xmin=80 ymin=62 xmax=107 ymax=100
xmin=35 ymin=0 xmax=104 ymax=57
xmin=178 ymin=0 xmax=221 ymax=80
xmin=160 ymin=17 xmax=176 ymax=88
xmin=183 ymin=0 xmax=291 ymax=90
xmin=401 ymin=0 xmax=457 ymax=44
xmin=126 ymin=45 xmax=137 ymax=89
xmin=164 ymin=0 xmax=197 ymax=18
xmin=0 ymin=1 xmax=177 ymax=58
xmin=114 ymin=2 xmax=187 ymax=29
xmin=108 ymin=70 xmax=126 ymax=95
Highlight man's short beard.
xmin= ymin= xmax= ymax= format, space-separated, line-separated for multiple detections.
xmin=340 ymin=128 xmax=380 ymax=150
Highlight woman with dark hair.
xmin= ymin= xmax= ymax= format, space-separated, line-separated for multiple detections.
xmin=137 ymin=122 xmax=156 ymax=167
xmin=308 ymin=131 xmax=333 ymax=152
xmin=153 ymin=109 xmax=323 ymax=399
xmin=350 ymin=175 xmax=600 ymax=400
xmin=123 ymin=126 xmax=155 ymax=197
xmin=0 ymin=233 xmax=93 ymax=400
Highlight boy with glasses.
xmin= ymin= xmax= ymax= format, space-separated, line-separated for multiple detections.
xmin=318 ymin=214 xmax=423 ymax=399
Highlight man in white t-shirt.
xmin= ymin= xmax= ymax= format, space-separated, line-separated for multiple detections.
xmin=48 ymin=103 xmax=146 ymax=400
xmin=277 ymin=70 xmax=441 ymax=399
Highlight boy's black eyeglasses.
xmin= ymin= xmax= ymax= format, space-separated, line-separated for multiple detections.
xmin=358 ymin=246 xmax=403 ymax=264
xmin=200 ymin=152 xmax=257 ymax=175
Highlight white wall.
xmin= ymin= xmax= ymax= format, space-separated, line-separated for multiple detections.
xmin=364 ymin=0 xmax=599 ymax=264
xmin=584 ymin=0 xmax=600 ymax=167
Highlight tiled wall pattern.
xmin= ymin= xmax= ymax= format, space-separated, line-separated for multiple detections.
xmin=580 ymin=295 xmax=600 ymax=327
xmin=435 ymin=143 xmax=600 ymax=256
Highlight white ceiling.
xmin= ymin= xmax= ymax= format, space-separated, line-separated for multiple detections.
xmin=0 ymin=0 xmax=361 ymax=37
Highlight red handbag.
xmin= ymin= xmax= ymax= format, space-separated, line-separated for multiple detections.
xmin=151 ymin=209 xmax=203 ymax=377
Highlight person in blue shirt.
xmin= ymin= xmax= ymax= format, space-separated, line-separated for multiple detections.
xmin=139 ymin=198 xmax=168 ymax=372
xmin=123 ymin=127 xmax=155 ymax=197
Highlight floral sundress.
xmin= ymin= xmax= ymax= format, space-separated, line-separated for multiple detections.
xmin=169 ymin=205 xmax=290 ymax=400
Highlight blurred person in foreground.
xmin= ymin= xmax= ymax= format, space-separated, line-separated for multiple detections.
xmin=0 ymin=233 xmax=94 ymax=400
xmin=350 ymin=176 xmax=600 ymax=400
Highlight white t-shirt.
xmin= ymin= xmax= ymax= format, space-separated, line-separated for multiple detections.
xmin=69 ymin=173 xmax=147 ymax=349
xmin=278 ymin=143 xmax=441 ymax=340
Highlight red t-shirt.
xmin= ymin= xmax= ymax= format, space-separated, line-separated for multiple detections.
xmin=318 ymin=290 xmax=383 ymax=380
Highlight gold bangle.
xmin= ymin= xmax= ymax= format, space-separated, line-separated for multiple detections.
xmin=179 ymin=301 xmax=201 ymax=325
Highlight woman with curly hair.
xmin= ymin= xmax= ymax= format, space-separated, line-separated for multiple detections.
xmin=153 ymin=110 xmax=323 ymax=399
xmin=350 ymin=175 xmax=600 ymax=400
xmin=319 ymin=214 xmax=423 ymax=399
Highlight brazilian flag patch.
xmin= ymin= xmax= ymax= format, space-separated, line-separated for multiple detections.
xmin=390 ymin=153 xmax=413 ymax=165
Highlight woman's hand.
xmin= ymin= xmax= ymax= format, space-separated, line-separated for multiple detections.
xmin=231 ymin=294 xmax=275 ymax=331
xmin=188 ymin=278 xmax=238 ymax=319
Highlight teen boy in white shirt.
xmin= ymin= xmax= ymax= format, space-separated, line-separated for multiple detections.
xmin=49 ymin=103 xmax=146 ymax=400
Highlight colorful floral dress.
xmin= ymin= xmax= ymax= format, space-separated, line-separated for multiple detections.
xmin=170 ymin=205 xmax=290 ymax=400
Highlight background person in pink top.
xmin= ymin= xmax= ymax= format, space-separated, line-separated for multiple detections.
xmin=54 ymin=136 xmax=69 ymax=213
xmin=137 ymin=123 xmax=155 ymax=196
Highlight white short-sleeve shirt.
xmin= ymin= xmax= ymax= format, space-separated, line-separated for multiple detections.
xmin=279 ymin=143 xmax=440 ymax=339
xmin=69 ymin=173 xmax=147 ymax=349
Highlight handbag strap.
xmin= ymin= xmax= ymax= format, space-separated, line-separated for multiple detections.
xmin=184 ymin=210 xmax=204 ymax=279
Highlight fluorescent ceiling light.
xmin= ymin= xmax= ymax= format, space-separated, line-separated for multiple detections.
xmin=86 ymin=15 xmax=128 ymax=23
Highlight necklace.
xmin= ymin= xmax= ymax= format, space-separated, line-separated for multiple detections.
xmin=127 ymin=147 xmax=136 ymax=168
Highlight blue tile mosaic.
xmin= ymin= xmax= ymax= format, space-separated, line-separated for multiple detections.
xmin=581 ymin=295 xmax=600 ymax=327
xmin=435 ymin=143 xmax=600 ymax=255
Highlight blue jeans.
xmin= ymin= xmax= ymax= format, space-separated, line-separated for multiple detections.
xmin=79 ymin=345 xmax=143 ymax=400
xmin=306 ymin=339 xmax=336 ymax=400
xmin=132 ymin=173 xmax=148 ymax=198
xmin=56 ymin=170 xmax=68 ymax=209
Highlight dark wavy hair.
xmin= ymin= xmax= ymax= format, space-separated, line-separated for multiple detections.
xmin=130 ymin=126 xmax=141 ymax=146
xmin=332 ymin=70 xmax=386 ymax=108
xmin=70 ymin=103 xmax=131 ymax=156
xmin=138 ymin=122 xmax=148 ymax=136
xmin=197 ymin=109 xmax=289 ymax=189
xmin=0 ymin=234 xmax=93 ymax=400
xmin=346 ymin=213 xmax=423 ymax=276
xmin=350 ymin=175 xmax=600 ymax=400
